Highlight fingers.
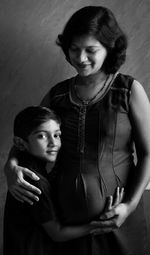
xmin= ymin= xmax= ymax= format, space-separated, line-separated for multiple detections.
xmin=9 ymin=189 xmax=24 ymax=203
xmin=9 ymin=179 xmax=41 ymax=204
xmin=107 ymin=196 xmax=113 ymax=210
xmin=90 ymin=227 xmax=113 ymax=235
xmin=16 ymin=169 xmax=41 ymax=195
xmin=14 ymin=190 xmax=34 ymax=205
xmin=19 ymin=179 xmax=41 ymax=195
xmin=10 ymin=186 xmax=40 ymax=205
xmin=18 ymin=194 xmax=34 ymax=205
xmin=23 ymin=168 xmax=40 ymax=181
xmin=103 ymin=187 xmax=125 ymax=213
xmin=99 ymin=187 xmax=125 ymax=221
xmin=90 ymin=219 xmax=116 ymax=229
xmin=104 ymin=196 xmax=113 ymax=212
xmin=113 ymin=187 xmax=120 ymax=207
xmin=120 ymin=187 xmax=124 ymax=202
xmin=17 ymin=184 xmax=40 ymax=201
xmin=91 ymin=216 xmax=123 ymax=232
xmin=113 ymin=187 xmax=124 ymax=207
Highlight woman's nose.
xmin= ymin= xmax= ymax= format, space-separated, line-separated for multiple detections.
xmin=78 ymin=51 xmax=88 ymax=62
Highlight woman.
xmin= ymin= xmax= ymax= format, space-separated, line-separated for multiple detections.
xmin=5 ymin=6 xmax=150 ymax=255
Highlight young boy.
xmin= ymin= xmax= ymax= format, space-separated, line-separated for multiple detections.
xmin=3 ymin=106 xmax=99 ymax=255
xmin=3 ymin=106 xmax=123 ymax=255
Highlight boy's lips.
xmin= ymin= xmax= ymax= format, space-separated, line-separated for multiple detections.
xmin=47 ymin=150 xmax=58 ymax=154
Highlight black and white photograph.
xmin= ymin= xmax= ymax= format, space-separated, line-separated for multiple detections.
xmin=0 ymin=1 xmax=150 ymax=254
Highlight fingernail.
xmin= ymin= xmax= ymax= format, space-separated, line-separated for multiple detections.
xmin=32 ymin=173 xmax=40 ymax=180
xmin=35 ymin=176 xmax=40 ymax=180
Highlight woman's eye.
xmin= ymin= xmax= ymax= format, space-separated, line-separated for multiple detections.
xmin=86 ymin=49 xmax=96 ymax=54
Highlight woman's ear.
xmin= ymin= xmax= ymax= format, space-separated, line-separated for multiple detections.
xmin=13 ymin=136 xmax=28 ymax=151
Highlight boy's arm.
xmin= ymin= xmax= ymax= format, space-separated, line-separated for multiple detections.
xmin=42 ymin=187 xmax=125 ymax=241
xmin=4 ymin=146 xmax=41 ymax=204
xmin=42 ymin=221 xmax=93 ymax=242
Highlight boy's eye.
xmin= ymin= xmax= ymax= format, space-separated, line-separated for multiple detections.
xmin=54 ymin=132 xmax=61 ymax=139
xmin=37 ymin=133 xmax=47 ymax=139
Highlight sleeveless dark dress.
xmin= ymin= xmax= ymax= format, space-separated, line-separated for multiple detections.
xmin=42 ymin=73 xmax=150 ymax=255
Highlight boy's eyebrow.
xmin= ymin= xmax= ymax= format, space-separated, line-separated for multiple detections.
xmin=31 ymin=129 xmax=61 ymax=134
xmin=31 ymin=130 xmax=46 ymax=134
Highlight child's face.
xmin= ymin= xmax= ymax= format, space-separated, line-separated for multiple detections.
xmin=68 ymin=34 xmax=107 ymax=77
xmin=26 ymin=119 xmax=61 ymax=162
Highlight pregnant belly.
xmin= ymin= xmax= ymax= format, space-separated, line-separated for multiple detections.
xmin=56 ymin=172 xmax=106 ymax=224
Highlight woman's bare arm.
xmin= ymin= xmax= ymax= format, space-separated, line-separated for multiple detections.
xmin=123 ymin=80 xmax=150 ymax=206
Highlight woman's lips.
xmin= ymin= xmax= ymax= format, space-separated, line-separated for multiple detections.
xmin=77 ymin=63 xmax=91 ymax=69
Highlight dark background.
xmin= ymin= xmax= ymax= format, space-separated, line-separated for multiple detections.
xmin=0 ymin=0 xmax=150 ymax=253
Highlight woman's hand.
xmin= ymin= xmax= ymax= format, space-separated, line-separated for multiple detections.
xmin=90 ymin=187 xmax=129 ymax=234
xmin=5 ymin=160 xmax=41 ymax=205
xmin=97 ymin=202 xmax=131 ymax=230
xmin=103 ymin=186 xmax=124 ymax=211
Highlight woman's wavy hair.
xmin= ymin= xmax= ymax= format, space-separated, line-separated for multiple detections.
xmin=56 ymin=6 xmax=128 ymax=74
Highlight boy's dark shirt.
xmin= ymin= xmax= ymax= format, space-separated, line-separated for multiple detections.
xmin=3 ymin=151 xmax=57 ymax=255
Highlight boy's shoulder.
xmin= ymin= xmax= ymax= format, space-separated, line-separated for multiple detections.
xmin=26 ymin=171 xmax=50 ymax=190
xmin=18 ymin=151 xmax=50 ymax=191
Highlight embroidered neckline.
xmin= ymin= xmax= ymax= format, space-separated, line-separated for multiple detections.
xmin=74 ymin=75 xmax=110 ymax=105
xmin=70 ymin=72 xmax=118 ymax=106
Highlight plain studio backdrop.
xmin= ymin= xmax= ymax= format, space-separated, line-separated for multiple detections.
xmin=0 ymin=0 xmax=150 ymax=254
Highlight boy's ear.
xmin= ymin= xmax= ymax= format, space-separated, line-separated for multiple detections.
xmin=13 ymin=136 xmax=28 ymax=151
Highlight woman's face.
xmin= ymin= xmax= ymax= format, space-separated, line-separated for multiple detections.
xmin=68 ymin=35 xmax=107 ymax=77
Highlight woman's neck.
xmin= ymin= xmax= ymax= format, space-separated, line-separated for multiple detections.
xmin=73 ymin=71 xmax=111 ymax=104
xmin=77 ymin=71 xmax=107 ymax=89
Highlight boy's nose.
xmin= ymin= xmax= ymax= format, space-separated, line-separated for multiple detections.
xmin=48 ymin=137 xmax=56 ymax=146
